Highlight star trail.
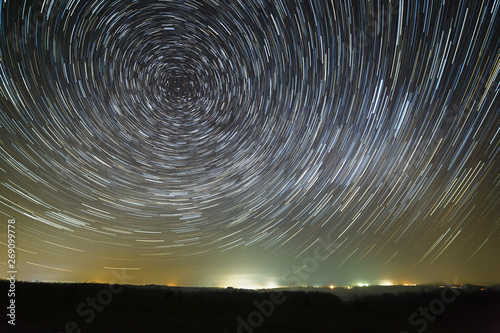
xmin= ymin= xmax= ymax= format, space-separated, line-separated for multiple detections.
xmin=0 ymin=0 xmax=499 ymax=287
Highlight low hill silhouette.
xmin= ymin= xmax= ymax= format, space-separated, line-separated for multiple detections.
xmin=1 ymin=280 xmax=499 ymax=332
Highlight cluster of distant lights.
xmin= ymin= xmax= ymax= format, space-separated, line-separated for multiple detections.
xmin=329 ymin=281 xmax=418 ymax=289
xmin=219 ymin=281 xmax=419 ymax=290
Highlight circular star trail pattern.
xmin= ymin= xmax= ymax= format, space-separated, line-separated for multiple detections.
xmin=0 ymin=0 xmax=499 ymax=283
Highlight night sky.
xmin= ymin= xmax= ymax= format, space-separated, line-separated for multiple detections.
xmin=0 ymin=0 xmax=499 ymax=288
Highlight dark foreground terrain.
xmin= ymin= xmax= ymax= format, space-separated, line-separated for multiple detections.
xmin=1 ymin=280 xmax=499 ymax=332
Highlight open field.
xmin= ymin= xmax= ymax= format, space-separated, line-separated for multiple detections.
xmin=1 ymin=281 xmax=499 ymax=332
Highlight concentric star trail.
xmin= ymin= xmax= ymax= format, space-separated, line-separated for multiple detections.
xmin=0 ymin=0 xmax=499 ymax=286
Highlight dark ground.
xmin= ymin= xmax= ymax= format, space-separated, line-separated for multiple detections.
xmin=1 ymin=280 xmax=499 ymax=333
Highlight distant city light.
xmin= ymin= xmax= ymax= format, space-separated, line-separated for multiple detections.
xmin=220 ymin=274 xmax=281 ymax=290
xmin=264 ymin=282 xmax=279 ymax=289
xmin=329 ymin=285 xmax=335 ymax=289
xmin=357 ymin=283 xmax=369 ymax=287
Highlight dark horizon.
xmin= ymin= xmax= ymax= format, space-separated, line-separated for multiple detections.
xmin=3 ymin=279 xmax=500 ymax=332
